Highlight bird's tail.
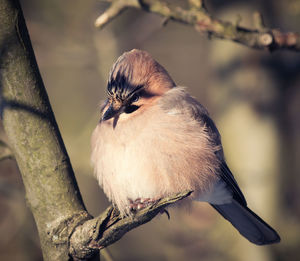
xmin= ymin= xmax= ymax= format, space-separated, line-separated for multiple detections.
xmin=211 ymin=200 xmax=280 ymax=245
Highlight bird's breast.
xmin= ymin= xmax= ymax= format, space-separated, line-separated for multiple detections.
xmin=91 ymin=98 xmax=220 ymax=214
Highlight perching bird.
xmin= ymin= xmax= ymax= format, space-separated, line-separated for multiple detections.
xmin=91 ymin=49 xmax=280 ymax=245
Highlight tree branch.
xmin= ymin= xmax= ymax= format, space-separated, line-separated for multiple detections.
xmin=69 ymin=191 xmax=192 ymax=260
xmin=1 ymin=0 xmax=87 ymax=259
xmin=95 ymin=0 xmax=139 ymax=28
xmin=95 ymin=0 xmax=300 ymax=52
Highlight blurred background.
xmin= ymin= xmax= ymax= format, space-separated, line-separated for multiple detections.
xmin=0 ymin=0 xmax=300 ymax=260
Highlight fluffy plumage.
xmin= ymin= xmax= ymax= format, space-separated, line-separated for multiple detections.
xmin=92 ymin=87 xmax=220 ymax=209
xmin=91 ymin=49 xmax=280 ymax=245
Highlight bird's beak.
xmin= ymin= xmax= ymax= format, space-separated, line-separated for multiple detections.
xmin=101 ymin=100 xmax=123 ymax=121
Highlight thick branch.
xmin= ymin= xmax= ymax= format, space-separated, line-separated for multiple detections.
xmin=95 ymin=0 xmax=300 ymax=52
xmin=69 ymin=191 xmax=192 ymax=260
xmin=0 ymin=0 xmax=87 ymax=259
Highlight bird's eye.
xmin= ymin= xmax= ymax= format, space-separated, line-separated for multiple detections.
xmin=131 ymin=93 xmax=139 ymax=103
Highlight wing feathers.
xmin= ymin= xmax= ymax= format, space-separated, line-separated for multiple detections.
xmin=212 ymin=200 xmax=280 ymax=245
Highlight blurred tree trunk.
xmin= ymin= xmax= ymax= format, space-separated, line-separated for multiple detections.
xmin=0 ymin=0 xmax=89 ymax=260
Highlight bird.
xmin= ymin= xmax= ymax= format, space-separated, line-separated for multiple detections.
xmin=91 ymin=49 xmax=280 ymax=245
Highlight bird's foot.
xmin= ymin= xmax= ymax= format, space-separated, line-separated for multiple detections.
xmin=128 ymin=198 xmax=158 ymax=212
xmin=160 ymin=209 xmax=170 ymax=220
xmin=128 ymin=198 xmax=171 ymax=219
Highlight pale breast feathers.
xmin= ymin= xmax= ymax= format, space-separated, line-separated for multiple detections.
xmin=91 ymin=87 xmax=222 ymax=214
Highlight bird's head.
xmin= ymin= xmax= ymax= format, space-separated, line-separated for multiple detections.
xmin=101 ymin=49 xmax=175 ymax=122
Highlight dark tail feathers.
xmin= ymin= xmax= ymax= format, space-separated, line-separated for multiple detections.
xmin=211 ymin=200 xmax=280 ymax=245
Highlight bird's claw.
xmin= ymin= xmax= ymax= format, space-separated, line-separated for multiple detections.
xmin=128 ymin=198 xmax=158 ymax=212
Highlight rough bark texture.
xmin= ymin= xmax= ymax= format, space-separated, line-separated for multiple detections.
xmin=95 ymin=0 xmax=300 ymax=52
xmin=0 ymin=0 xmax=88 ymax=260
xmin=69 ymin=191 xmax=192 ymax=260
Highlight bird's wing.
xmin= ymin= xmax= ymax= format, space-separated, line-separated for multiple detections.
xmin=211 ymin=199 xmax=280 ymax=245
xmin=197 ymin=113 xmax=247 ymax=206
xmin=219 ymin=161 xmax=247 ymax=206
xmin=161 ymin=87 xmax=247 ymax=206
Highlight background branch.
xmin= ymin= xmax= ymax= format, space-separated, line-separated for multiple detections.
xmin=95 ymin=0 xmax=300 ymax=52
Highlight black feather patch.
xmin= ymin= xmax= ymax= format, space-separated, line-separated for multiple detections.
xmin=107 ymin=70 xmax=143 ymax=101
xmin=124 ymin=105 xmax=140 ymax=114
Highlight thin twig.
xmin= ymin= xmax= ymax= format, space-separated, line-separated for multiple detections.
xmin=188 ymin=0 xmax=203 ymax=10
xmin=95 ymin=0 xmax=139 ymax=28
xmin=95 ymin=0 xmax=300 ymax=52
xmin=253 ymin=11 xmax=266 ymax=31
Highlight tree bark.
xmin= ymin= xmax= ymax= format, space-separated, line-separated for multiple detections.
xmin=0 ymin=0 xmax=88 ymax=260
